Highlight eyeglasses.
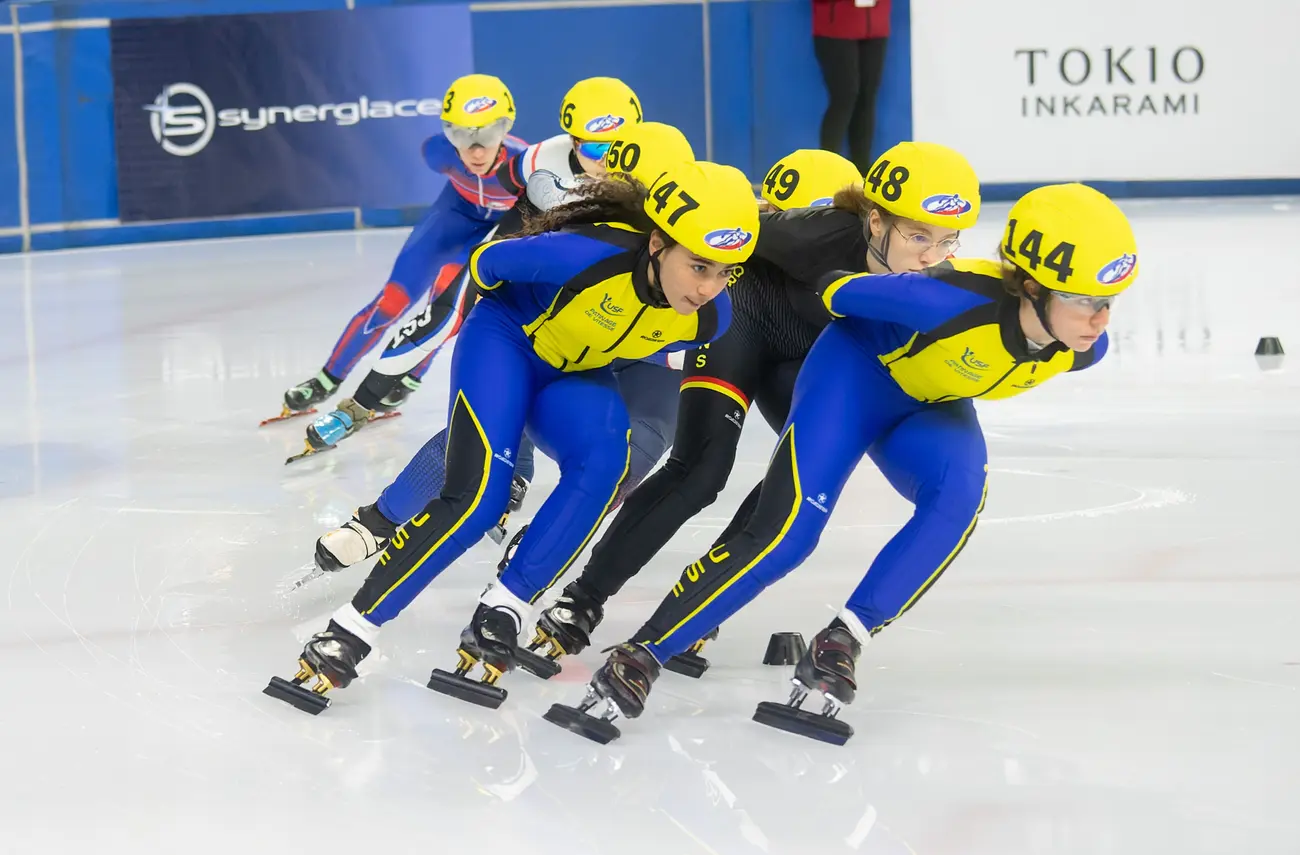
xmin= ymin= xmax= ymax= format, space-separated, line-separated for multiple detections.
xmin=442 ymin=118 xmax=510 ymax=152
xmin=1052 ymin=290 xmax=1115 ymax=313
xmin=574 ymin=140 xmax=613 ymax=162
xmin=893 ymin=224 xmax=960 ymax=256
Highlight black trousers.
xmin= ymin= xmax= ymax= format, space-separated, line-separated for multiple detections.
xmin=814 ymin=35 xmax=888 ymax=174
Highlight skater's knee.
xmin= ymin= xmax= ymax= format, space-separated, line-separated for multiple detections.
xmin=660 ymin=447 xmax=734 ymax=512
xmin=922 ymin=466 xmax=988 ymax=526
xmin=374 ymin=281 xmax=413 ymax=320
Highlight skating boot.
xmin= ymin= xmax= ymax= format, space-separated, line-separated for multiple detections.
xmin=488 ymin=474 xmax=530 ymax=545
xmin=263 ymin=620 xmax=371 ymax=715
xmin=516 ymin=579 xmax=604 ymax=681
xmin=427 ymin=604 xmax=520 ymax=709
xmin=377 ymin=374 xmax=421 ymax=411
xmin=664 ymin=626 xmax=720 ymax=678
xmin=314 ymin=503 xmax=397 ymax=573
xmin=261 ymin=371 xmax=336 ymax=426
xmin=753 ymin=621 xmax=860 ymax=745
xmin=544 ymin=642 xmax=661 ymax=744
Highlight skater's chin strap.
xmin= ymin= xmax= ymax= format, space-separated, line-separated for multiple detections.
xmin=646 ymin=248 xmax=671 ymax=308
xmin=866 ymin=220 xmax=895 ymax=273
xmin=1027 ymin=285 xmax=1059 ymax=345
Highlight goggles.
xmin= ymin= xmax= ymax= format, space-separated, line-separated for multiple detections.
xmin=443 ymin=118 xmax=511 ymax=152
xmin=574 ymin=139 xmax=613 ymax=162
xmin=1052 ymin=290 xmax=1115 ymax=313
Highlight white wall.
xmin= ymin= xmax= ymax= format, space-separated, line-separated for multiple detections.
xmin=910 ymin=0 xmax=1300 ymax=184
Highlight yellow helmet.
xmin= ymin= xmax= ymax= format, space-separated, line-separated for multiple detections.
xmin=644 ymin=161 xmax=759 ymax=264
xmin=605 ymin=121 xmax=695 ymax=186
xmin=560 ymin=77 xmax=643 ymax=140
xmin=441 ymin=74 xmax=516 ymax=128
xmin=1002 ymin=183 xmax=1138 ymax=297
xmin=762 ymin=149 xmax=861 ymax=211
xmin=863 ymin=141 xmax=980 ymax=229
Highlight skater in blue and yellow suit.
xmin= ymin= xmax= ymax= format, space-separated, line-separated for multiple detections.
xmin=550 ymin=182 xmax=1141 ymax=741
xmin=269 ymin=159 xmax=761 ymax=710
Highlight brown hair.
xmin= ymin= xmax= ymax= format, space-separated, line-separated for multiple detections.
xmin=998 ymin=249 xmax=1034 ymax=297
xmin=521 ymin=175 xmax=657 ymax=236
xmin=831 ymin=184 xmax=893 ymax=243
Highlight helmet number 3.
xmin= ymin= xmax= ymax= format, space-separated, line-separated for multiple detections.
xmin=651 ymin=181 xmax=701 ymax=226
xmin=866 ymin=159 xmax=910 ymax=203
xmin=1003 ymin=218 xmax=1077 ymax=284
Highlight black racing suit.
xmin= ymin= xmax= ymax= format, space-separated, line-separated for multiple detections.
xmin=570 ymin=205 xmax=872 ymax=604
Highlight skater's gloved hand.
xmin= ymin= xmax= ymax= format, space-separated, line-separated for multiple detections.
xmin=813 ymin=269 xmax=856 ymax=310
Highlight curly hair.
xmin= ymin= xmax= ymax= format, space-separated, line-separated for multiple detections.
xmin=521 ymin=175 xmax=659 ymax=236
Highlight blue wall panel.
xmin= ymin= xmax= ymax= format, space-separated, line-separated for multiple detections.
xmin=0 ymin=31 xmax=20 ymax=230
xmin=471 ymin=5 xmax=708 ymax=163
xmin=706 ymin=0 xmax=755 ymax=173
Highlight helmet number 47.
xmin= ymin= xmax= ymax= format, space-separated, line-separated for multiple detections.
xmin=651 ymin=181 xmax=701 ymax=226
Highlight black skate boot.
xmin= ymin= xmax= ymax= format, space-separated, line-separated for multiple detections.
xmin=314 ymin=503 xmax=398 ymax=573
xmin=377 ymin=374 xmax=421 ymax=411
xmin=427 ymin=604 xmax=520 ymax=709
xmin=516 ymin=580 xmax=605 ymax=681
xmin=488 ymin=475 xmax=530 ymax=545
xmin=262 ymin=371 xmax=336 ymax=426
xmin=664 ymin=626 xmax=721 ymax=679
xmin=753 ymin=622 xmax=860 ymax=745
xmin=544 ymin=642 xmax=661 ymax=744
xmin=263 ymin=620 xmax=372 ymax=715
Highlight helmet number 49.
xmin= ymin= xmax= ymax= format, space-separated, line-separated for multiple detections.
xmin=763 ymin=162 xmax=800 ymax=202
xmin=866 ymin=159 xmax=910 ymax=202
xmin=651 ymin=181 xmax=701 ymax=226
xmin=1003 ymin=218 xmax=1077 ymax=284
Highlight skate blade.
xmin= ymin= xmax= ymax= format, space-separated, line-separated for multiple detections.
xmin=259 ymin=407 xmax=318 ymax=427
xmin=284 ymin=443 xmax=336 ymax=466
xmin=427 ymin=668 xmax=507 ymax=709
xmin=663 ymin=651 xmax=710 ymax=679
xmin=486 ymin=523 xmax=508 ymax=545
xmin=514 ymin=646 xmax=561 ymax=680
xmin=369 ymin=410 xmax=402 ymax=423
xmin=263 ymin=676 xmax=331 ymax=715
xmin=543 ymin=703 xmax=621 ymax=744
xmin=752 ymin=700 xmax=853 ymax=746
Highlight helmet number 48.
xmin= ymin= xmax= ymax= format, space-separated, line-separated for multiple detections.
xmin=651 ymin=181 xmax=701 ymax=226
xmin=866 ymin=159 xmax=910 ymax=202
xmin=1003 ymin=218 xmax=1077 ymax=284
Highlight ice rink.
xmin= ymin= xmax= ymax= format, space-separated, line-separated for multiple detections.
xmin=2 ymin=198 xmax=1298 ymax=855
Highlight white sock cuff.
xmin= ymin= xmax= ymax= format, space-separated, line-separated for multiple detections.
xmin=836 ymin=608 xmax=873 ymax=648
xmin=479 ymin=582 xmax=532 ymax=631
xmin=331 ymin=603 xmax=381 ymax=648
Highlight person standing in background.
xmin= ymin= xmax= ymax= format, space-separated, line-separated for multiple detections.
xmin=812 ymin=0 xmax=890 ymax=174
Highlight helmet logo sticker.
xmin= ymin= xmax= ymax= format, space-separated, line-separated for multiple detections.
xmin=703 ymin=228 xmax=754 ymax=252
xmin=1096 ymin=253 xmax=1137 ymax=285
xmin=921 ymin=193 xmax=973 ymax=216
xmin=584 ymin=114 xmax=625 ymax=134
xmin=810 ymin=196 xmax=834 ymax=207
xmin=463 ymin=97 xmax=498 ymax=115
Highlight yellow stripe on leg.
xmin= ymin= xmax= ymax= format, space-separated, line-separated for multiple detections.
xmin=364 ymin=390 xmax=493 ymax=616
xmin=655 ymin=424 xmax=804 ymax=645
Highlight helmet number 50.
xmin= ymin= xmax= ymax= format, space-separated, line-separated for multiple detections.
xmin=651 ymin=181 xmax=700 ymax=226
xmin=1003 ymin=218 xmax=1077 ymax=284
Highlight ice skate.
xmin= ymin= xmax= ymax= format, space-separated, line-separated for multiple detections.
xmin=314 ymin=504 xmax=397 ymax=573
xmin=663 ymin=626 xmax=720 ymax=679
xmin=263 ymin=620 xmax=372 ymax=715
xmin=285 ymin=398 xmax=402 ymax=464
xmin=427 ymin=604 xmax=520 ymax=710
xmin=488 ymin=475 xmax=530 ymax=545
xmin=260 ymin=372 xmax=335 ymax=427
xmin=544 ymin=642 xmax=660 ymax=744
xmin=752 ymin=622 xmax=860 ymax=745
xmin=376 ymin=374 xmax=421 ymax=411
xmin=517 ymin=580 xmax=605 ymax=681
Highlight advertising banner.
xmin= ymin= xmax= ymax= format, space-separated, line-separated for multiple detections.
xmin=910 ymin=0 xmax=1300 ymax=184
xmin=111 ymin=6 xmax=474 ymax=221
